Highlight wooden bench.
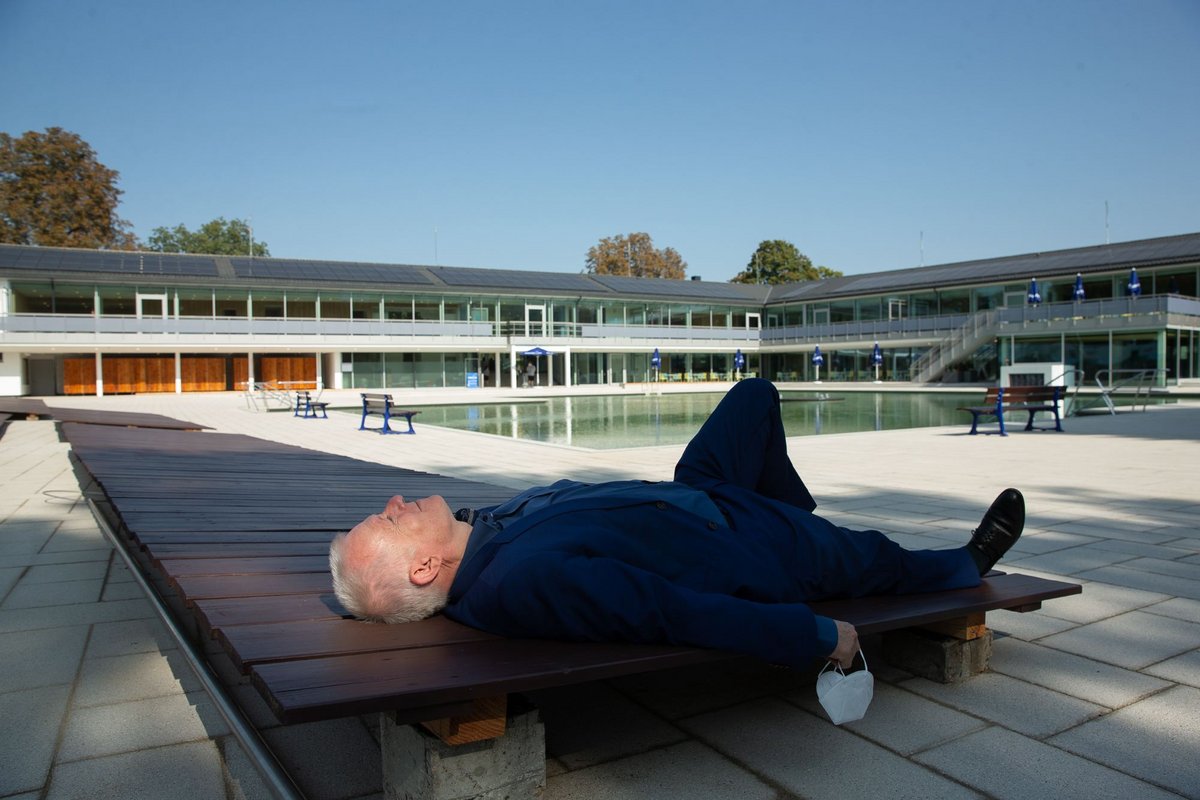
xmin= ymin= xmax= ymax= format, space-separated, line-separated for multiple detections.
xmin=64 ymin=422 xmax=1081 ymax=732
xmin=959 ymin=385 xmax=1065 ymax=436
xmin=293 ymin=391 xmax=329 ymax=419
xmin=359 ymin=392 xmax=419 ymax=434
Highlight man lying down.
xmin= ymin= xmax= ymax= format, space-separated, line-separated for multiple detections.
xmin=329 ymin=379 xmax=1024 ymax=670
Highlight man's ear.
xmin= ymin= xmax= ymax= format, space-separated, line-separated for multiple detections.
xmin=410 ymin=555 xmax=441 ymax=587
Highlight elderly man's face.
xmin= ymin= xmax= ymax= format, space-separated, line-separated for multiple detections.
xmin=350 ymin=494 xmax=455 ymax=549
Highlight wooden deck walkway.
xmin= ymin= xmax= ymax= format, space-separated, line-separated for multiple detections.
xmin=61 ymin=418 xmax=1081 ymax=731
xmin=0 ymin=399 xmax=208 ymax=430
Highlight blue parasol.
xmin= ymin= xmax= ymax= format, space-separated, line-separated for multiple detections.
xmin=812 ymin=346 xmax=824 ymax=366
xmin=733 ymin=348 xmax=745 ymax=372
xmin=519 ymin=346 xmax=554 ymax=357
xmin=1073 ymin=273 xmax=1086 ymax=301
xmin=1027 ymin=278 xmax=1042 ymax=306
xmin=1128 ymin=267 xmax=1142 ymax=297
xmin=651 ymin=347 xmax=661 ymax=369
xmin=871 ymin=342 xmax=883 ymax=366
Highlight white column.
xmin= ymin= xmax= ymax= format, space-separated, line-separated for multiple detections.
xmin=316 ymin=353 xmax=324 ymax=390
xmin=563 ymin=348 xmax=572 ymax=387
xmin=174 ymin=352 xmax=182 ymax=393
xmin=247 ymin=352 xmax=255 ymax=387
xmin=95 ymin=353 xmax=104 ymax=397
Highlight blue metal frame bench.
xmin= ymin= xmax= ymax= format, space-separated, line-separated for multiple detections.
xmin=959 ymin=385 xmax=1065 ymax=436
xmin=293 ymin=391 xmax=329 ymax=419
xmin=359 ymin=392 xmax=419 ymax=434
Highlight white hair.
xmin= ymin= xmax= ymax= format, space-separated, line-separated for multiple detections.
xmin=329 ymin=530 xmax=449 ymax=624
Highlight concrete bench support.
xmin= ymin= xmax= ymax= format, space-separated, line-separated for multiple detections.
xmin=882 ymin=613 xmax=994 ymax=682
xmin=380 ymin=705 xmax=546 ymax=800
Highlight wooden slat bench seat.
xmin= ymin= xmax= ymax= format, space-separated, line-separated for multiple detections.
xmin=958 ymin=385 xmax=1065 ymax=436
xmin=359 ymin=392 xmax=419 ymax=434
xmin=62 ymin=420 xmax=1082 ymax=740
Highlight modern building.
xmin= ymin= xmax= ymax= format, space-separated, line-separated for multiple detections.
xmin=1 ymin=233 xmax=1197 ymax=397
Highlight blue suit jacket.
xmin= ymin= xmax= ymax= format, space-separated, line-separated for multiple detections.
xmin=443 ymin=482 xmax=978 ymax=668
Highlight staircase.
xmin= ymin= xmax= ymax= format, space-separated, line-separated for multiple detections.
xmin=909 ymin=309 xmax=1002 ymax=383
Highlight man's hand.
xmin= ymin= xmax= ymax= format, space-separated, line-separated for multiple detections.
xmin=827 ymin=620 xmax=859 ymax=668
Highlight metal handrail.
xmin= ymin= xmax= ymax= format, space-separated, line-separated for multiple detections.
xmin=1093 ymin=368 xmax=1169 ymax=414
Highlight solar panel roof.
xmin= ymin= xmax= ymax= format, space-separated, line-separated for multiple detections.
xmin=430 ymin=266 xmax=606 ymax=293
xmin=590 ymin=274 xmax=768 ymax=302
xmin=0 ymin=244 xmax=220 ymax=277
xmin=227 ymin=257 xmax=436 ymax=285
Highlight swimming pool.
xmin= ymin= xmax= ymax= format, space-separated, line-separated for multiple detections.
xmin=401 ymin=391 xmax=988 ymax=449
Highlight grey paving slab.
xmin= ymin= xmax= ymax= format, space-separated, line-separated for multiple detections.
xmin=914 ymin=725 xmax=1182 ymax=800
xmin=1037 ymin=580 xmax=1169 ymax=624
xmin=1038 ymin=609 xmax=1200 ymax=669
xmin=73 ymin=649 xmax=199 ymax=707
xmin=58 ymin=690 xmax=229 ymax=761
xmin=0 ymin=565 xmax=21 ymax=597
xmin=41 ymin=528 xmax=108 ymax=552
xmin=0 ymin=684 xmax=70 ymax=796
xmin=1050 ymin=685 xmax=1200 ymax=799
xmin=0 ymin=548 xmax=113 ymax=570
xmin=45 ymin=740 xmax=227 ymax=800
xmin=1007 ymin=545 xmax=1137 ymax=575
xmin=898 ymin=672 xmax=1105 ymax=738
xmin=527 ymin=682 xmax=686 ymax=769
xmin=100 ymin=580 xmax=144 ymax=602
xmin=20 ymin=560 xmax=110 ymax=584
xmin=988 ymin=610 xmax=1080 ymax=640
xmin=1090 ymin=537 xmax=1200 ymax=560
xmin=1078 ymin=564 xmax=1200 ymax=600
xmin=683 ymin=697 xmax=980 ymax=799
xmin=0 ymin=597 xmax=153 ymax=634
xmin=1143 ymin=595 xmax=1200 ymax=622
xmin=988 ymin=636 xmax=1169 ymax=707
xmin=219 ymin=739 xmax=278 ymax=800
xmin=1119 ymin=555 xmax=1200 ymax=579
xmin=545 ymin=740 xmax=775 ymax=800
xmin=260 ymin=717 xmax=382 ymax=800
xmin=785 ymin=681 xmax=989 ymax=756
xmin=1144 ymin=649 xmax=1200 ymax=688
xmin=1011 ymin=530 xmax=1103 ymax=555
xmin=84 ymin=618 xmax=176 ymax=660
xmin=2 ymin=578 xmax=104 ymax=609
xmin=0 ymin=625 xmax=89 ymax=691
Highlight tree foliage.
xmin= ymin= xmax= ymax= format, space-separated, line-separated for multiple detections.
xmin=0 ymin=127 xmax=137 ymax=249
xmin=145 ymin=217 xmax=269 ymax=256
xmin=586 ymin=232 xmax=686 ymax=279
xmin=730 ymin=239 xmax=842 ymax=284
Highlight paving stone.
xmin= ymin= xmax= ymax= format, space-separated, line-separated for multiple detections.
xmin=74 ymin=649 xmax=199 ymax=707
xmin=58 ymin=690 xmax=229 ymax=761
xmin=1038 ymin=609 xmax=1200 ymax=669
xmin=1012 ymin=530 xmax=1102 ymax=555
xmin=0 ymin=565 xmax=22 ymax=597
xmin=898 ymin=672 xmax=1104 ymax=738
xmin=46 ymin=740 xmax=226 ymax=800
xmin=915 ymin=725 xmax=1180 ymax=800
xmin=85 ymin=618 xmax=175 ymax=659
xmin=1037 ymin=581 xmax=1167 ymax=624
xmin=0 ymin=597 xmax=153 ymax=634
xmin=21 ymin=561 xmax=110 ymax=584
xmin=2 ymin=578 xmax=104 ymax=609
xmin=683 ymin=697 xmax=978 ymax=799
xmin=0 ymin=684 xmax=70 ymax=796
xmin=0 ymin=625 xmax=89 ymax=691
xmin=261 ymin=716 xmax=382 ymax=800
xmin=1007 ymin=545 xmax=1137 ymax=576
xmin=1090 ymin=538 xmax=1199 ymax=560
xmin=988 ymin=637 xmax=1168 ymax=707
xmin=0 ymin=548 xmax=113 ymax=570
xmin=785 ymin=680 xmax=988 ymax=755
xmin=1077 ymin=565 xmax=1200 ymax=600
xmin=218 ymin=738 xmax=277 ymax=800
xmin=1119 ymin=556 xmax=1200 ymax=579
xmin=1049 ymin=685 xmax=1200 ymax=798
xmin=1143 ymin=649 xmax=1200 ymax=688
xmin=100 ymin=580 xmax=144 ymax=601
xmin=41 ymin=528 xmax=107 ymax=552
xmin=1143 ymin=596 xmax=1200 ymax=622
xmin=988 ymin=609 xmax=1079 ymax=640
xmin=545 ymin=740 xmax=774 ymax=800
xmin=528 ymin=682 xmax=685 ymax=769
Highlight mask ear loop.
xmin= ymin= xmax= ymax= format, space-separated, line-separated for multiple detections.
xmin=819 ymin=649 xmax=868 ymax=677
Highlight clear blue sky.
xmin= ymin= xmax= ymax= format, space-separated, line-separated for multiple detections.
xmin=2 ymin=0 xmax=1198 ymax=280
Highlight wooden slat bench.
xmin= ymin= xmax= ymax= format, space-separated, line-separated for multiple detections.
xmin=293 ymin=390 xmax=329 ymax=419
xmin=359 ymin=392 xmax=419 ymax=434
xmin=958 ymin=385 xmax=1065 ymax=436
xmin=60 ymin=419 xmax=1081 ymax=794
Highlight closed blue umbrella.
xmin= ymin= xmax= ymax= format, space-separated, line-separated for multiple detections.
xmin=812 ymin=345 xmax=824 ymax=382
xmin=1128 ymin=267 xmax=1142 ymax=297
xmin=871 ymin=342 xmax=883 ymax=366
xmin=1027 ymin=278 xmax=1042 ymax=306
xmin=733 ymin=348 xmax=745 ymax=377
xmin=1073 ymin=273 xmax=1086 ymax=301
xmin=651 ymin=347 xmax=661 ymax=368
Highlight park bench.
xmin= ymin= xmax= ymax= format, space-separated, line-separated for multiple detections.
xmin=959 ymin=385 xmax=1065 ymax=436
xmin=359 ymin=392 xmax=419 ymax=434
xmin=61 ymin=420 xmax=1081 ymax=798
xmin=293 ymin=390 xmax=329 ymax=419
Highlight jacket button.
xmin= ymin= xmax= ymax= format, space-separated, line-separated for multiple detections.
xmin=655 ymin=501 xmax=667 ymax=510
xmin=707 ymin=521 xmax=718 ymax=530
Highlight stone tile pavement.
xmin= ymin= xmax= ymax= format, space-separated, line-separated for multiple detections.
xmin=1 ymin=388 xmax=1198 ymax=799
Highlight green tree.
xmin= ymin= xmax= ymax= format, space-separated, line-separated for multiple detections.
xmin=730 ymin=239 xmax=842 ymax=284
xmin=146 ymin=217 xmax=269 ymax=256
xmin=0 ymin=127 xmax=137 ymax=249
xmin=586 ymin=232 xmax=686 ymax=279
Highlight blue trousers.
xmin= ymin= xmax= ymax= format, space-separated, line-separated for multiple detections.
xmin=674 ymin=379 xmax=979 ymax=600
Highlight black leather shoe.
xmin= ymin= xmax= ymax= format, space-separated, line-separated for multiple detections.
xmin=967 ymin=488 xmax=1025 ymax=575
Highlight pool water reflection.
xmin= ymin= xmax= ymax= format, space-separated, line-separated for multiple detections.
xmin=406 ymin=391 xmax=984 ymax=450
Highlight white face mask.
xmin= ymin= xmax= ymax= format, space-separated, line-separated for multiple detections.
xmin=816 ymin=649 xmax=874 ymax=725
